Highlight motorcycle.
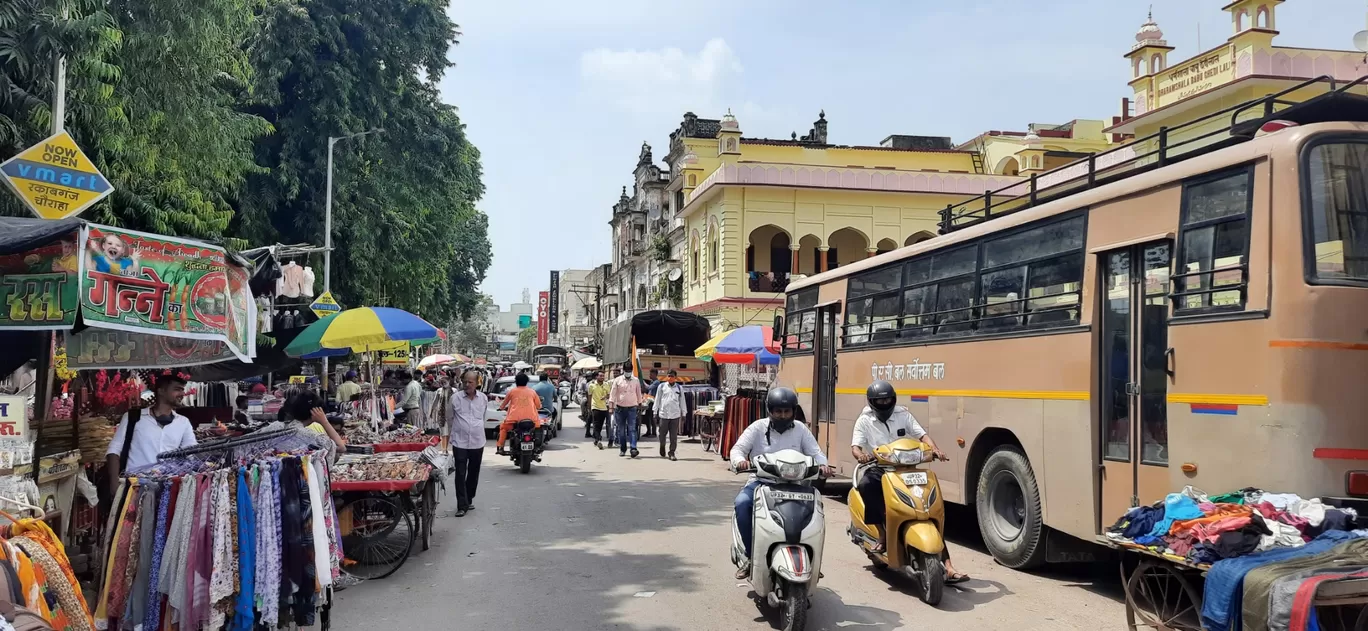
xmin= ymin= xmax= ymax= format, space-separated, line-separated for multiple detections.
xmin=558 ymin=381 xmax=571 ymax=408
xmin=730 ymin=449 xmax=826 ymax=631
xmin=846 ymin=438 xmax=947 ymax=606
xmin=505 ymin=416 xmax=548 ymax=474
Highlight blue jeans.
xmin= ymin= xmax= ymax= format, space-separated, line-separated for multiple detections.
xmin=614 ymin=407 xmax=638 ymax=451
xmin=734 ymin=479 xmax=762 ymax=557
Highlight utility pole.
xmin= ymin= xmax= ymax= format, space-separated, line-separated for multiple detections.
xmin=322 ymin=128 xmax=383 ymax=388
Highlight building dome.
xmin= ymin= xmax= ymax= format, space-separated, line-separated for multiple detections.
xmin=720 ymin=109 xmax=739 ymax=131
xmin=681 ymin=150 xmax=699 ymax=166
xmin=1135 ymin=13 xmax=1165 ymax=43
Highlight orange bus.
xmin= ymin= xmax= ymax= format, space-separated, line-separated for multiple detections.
xmin=776 ymin=78 xmax=1368 ymax=569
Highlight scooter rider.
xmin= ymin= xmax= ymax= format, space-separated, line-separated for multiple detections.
xmin=852 ymin=380 xmax=970 ymax=584
xmin=731 ymin=387 xmax=833 ymax=580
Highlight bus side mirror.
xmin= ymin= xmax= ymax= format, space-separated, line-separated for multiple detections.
xmin=772 ymin=315 xmax=783 ymax=341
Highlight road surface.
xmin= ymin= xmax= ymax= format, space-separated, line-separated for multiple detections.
xmin=331 ymin=410 xmax=1129 ymax=630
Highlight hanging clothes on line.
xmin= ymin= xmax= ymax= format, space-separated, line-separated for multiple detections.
xmin=95 ymin=430 xmax=340 ymax=631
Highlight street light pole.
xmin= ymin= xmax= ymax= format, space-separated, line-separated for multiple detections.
xmin=322 ymin=128 xmax=383 ymax=389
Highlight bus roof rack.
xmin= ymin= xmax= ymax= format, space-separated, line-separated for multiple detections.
xmin=938 ymin=74 xmax=1368 ymax=234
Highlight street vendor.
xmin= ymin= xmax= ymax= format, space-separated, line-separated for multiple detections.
xmin=105 ymin=369 xmax=197 ymax=493
xmin=336 ymin=370 xmax=362 ymax=403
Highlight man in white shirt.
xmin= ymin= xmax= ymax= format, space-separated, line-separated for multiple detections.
xmin=729 ymin=387 xmax=832 ymax=579
xmin=851 ymin=380 xmax=967 ymax=583
xmin=449 ymin=369 xmax=489 ymax=517
xmin=652 ymin=370 xmax=686 ymax=461
xmin=105 ymin=371 xmax=197 ymax=493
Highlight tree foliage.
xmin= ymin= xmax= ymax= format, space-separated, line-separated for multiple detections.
xmin=449 ymin=292 xmax=493 ymax=355
xmin=236 ymin=0 xmax=489 ymax=323
xmin=515 ymin=326 xmax=535 ymax=354
xmin=0 ymin=0 xmax=490 ymax=325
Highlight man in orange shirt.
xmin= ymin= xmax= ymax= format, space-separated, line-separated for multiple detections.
xmin=496 ymin=372 xmax=545 ymax=454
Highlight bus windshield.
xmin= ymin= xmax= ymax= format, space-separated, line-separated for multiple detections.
xmin=1306 ymin=139 xmax=1368 ymax=283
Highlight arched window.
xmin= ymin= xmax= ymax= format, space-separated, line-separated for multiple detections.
xmin=1151 ymin=53 xmax=1163 ymax=73
xmin=1134 ymin=58 xmax=1142 ymax=78
xmin=708 ymin=221 xmax=720 ymax=274
xmin=1236 ymin=10 xmax=1247 ymax=33
xmin=690 ymin=232 xmax=701 ymax=281
xmin=1256 ymin=6 xmax=1269 ymax=28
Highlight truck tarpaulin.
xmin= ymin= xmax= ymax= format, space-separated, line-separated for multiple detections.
xmin=602 ymin=310 xmax=711 ymax=366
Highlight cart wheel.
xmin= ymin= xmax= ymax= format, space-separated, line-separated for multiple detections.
xmin=420 ymin=482 xmax=435 ymax=551
xmin=339 ymin=496 xmax=414 ymax=580
xmin=1126 ymin=559 xmax=1203 ymax=630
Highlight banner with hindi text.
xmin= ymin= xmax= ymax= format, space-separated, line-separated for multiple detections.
xmin=79 ymin=225 xmax=254 ymax=362
xmin=0 ymin=233 xmax=79 ymax=329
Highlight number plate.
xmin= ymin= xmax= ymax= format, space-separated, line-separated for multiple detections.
xmin=901 ymin=472 xmax=929 ymax=486
xmin=520 ymin=442 xmax=535 ymax=451
xmin=768 ymin=490 xmax=814 ymax=502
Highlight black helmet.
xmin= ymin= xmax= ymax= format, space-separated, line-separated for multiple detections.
xmin=766 ymin=387 xmax=799 ymax=415
xmin=867 ymin=380 xmax=897 ymax=421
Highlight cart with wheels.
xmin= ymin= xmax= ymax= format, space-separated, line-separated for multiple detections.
xmin=1100 ymin=537 xmax=1368 ymax=631
xmin=695 ymin=409 xmax=723 ymax=453
xmin=331 ymin=452 xmax=441 ymax=580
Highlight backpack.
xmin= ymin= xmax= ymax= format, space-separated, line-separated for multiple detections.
xmin=0 ymin=559 xmax=51 ymax=631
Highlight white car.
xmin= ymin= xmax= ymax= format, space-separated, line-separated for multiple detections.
xmin=483 ymin=376 xmax=562 ymax=439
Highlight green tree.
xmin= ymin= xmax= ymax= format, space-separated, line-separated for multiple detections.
xmin=236 ymin=0 xmax=489 ymax=323
xmin=450 ymin=292 xmax=493 ymax=355
xmin=515 ymin=326 xmax=535 ymax=354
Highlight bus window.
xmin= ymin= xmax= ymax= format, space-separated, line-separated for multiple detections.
xmin=1305 ymin=140 xmax=1368 ymax=283
xmin=783 ymin=288 xmax=819 ymax=352
xmin=1175 ymin=168 xmax=1253 ymax=312
xmin=847 ymin=266 xmax=903 ymax=345
xmin=978 ymin=215 xmax=1085 ymax=331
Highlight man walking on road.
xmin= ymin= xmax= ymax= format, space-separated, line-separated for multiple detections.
xmin=587 ymin=371 xmax=611 ymax=449
xmin=607 ymin=365 xmax=623 ymax=448
xmin=652 ymin=370 xmax=685 ymax=460
xmin=449 ymin=369 xmax=488 ymax=517
xmin=608 ymin=364 xmax=644 ymax=458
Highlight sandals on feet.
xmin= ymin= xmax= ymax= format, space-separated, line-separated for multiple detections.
xmin=946 ymin=572 xmax=971 ymax=584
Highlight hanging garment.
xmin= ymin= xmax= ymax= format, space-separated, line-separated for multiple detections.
xmin=302 ymin=456 xmax=332 ymax=589
xmin=127 ymin=480 xmax=159 ymax=628
xmin=231 ymin=469 xmax=256 ymax=631
xmin=300 ymin=267 xmax=316 ymax=297
xmin=143 ymin=478 xmax=173 ymax=631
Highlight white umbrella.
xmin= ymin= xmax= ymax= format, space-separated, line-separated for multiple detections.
xmin=512 ymin=360 xmax=531 ymax=370
xmin=571 ymin=357 xmax=602 ymax=370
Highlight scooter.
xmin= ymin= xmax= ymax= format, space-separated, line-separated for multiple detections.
xmin=730 ymin=449 xmax=826 ymax=631
xmin=504 ymin=415 xmax=548 ymax=474
xmin=846 ymin=438 xmax=948 ymax=606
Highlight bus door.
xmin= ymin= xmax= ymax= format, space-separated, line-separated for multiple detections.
xmin=811 ymin=303 xmax=840 ymax=454
xmin=1098 ymin=241 xmax=1173 ymax=527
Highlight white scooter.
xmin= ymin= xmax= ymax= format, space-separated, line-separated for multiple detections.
xmin=730 ymin=449 xmax=826 ymax=631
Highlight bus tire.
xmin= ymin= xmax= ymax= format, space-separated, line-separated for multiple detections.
xmin=975 ymin=446 xmax=1046 ymax=569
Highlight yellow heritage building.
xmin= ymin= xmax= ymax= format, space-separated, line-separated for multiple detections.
xmin=672 ymin=111 xmax=1028 ymax=332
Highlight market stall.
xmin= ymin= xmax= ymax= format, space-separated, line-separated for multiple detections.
xmin=329 ymin=449 xmax=443 ymax=579
xmin=1102 ymin=486 xmax=1368 ymax=630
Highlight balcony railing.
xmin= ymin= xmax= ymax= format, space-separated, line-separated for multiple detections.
xmin=748 ymin=271 xmax=790 ymax=293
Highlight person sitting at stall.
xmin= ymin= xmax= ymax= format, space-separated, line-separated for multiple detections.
xmin=496 ymin=372 xmax=544 ymax=455
xmin=105 ymin=370 xmax=197 ymax=495
xmin=278 ymin=390 xmax=347 ymax=459
xmin=233 ymin=395 xmax=251 ymax=425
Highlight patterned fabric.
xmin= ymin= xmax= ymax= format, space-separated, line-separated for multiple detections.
xmin=145 ymin=478 xmax=173 ymax=631
xmin=127 ymin=479 xmax=159 ymax=628
xmin=13 ymin=532 xmax=93 ymax=631
xmin=17 ymin=542 xmax=68 ymax=630
xmin=159 ymin=475 xmax=195 ymax=624
xmin=310 ymin=456 xmax=342 ymax=580
xmin=93 ymin=478 xmax=128 ymax=628
xmin=208 ymin=470 xmax=236 ymax=630
xmin=302 ymin=456 xmax=331 ymax=589
xmin=260 ymin=462 xmax=282 ymax=627
xmin=105 ymin=483 xmax=139 ymax=624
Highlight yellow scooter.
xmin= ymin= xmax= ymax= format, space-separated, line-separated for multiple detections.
xmin=846 ymin=438 xmax=947 ymax=606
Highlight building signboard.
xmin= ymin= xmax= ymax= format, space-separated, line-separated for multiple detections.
xmin=1154 ymin=45 xmax=1235 ymax=109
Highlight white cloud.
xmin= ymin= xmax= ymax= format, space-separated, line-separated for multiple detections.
xmin=579 ymin=38 xmax=745 ymax=118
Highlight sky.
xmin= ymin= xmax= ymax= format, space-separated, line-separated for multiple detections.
xmin=441 ymin=0 xmax=1368 ymax=307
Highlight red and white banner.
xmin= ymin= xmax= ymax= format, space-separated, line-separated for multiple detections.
xmin=536 ymin=291 xmax=549 ymax=345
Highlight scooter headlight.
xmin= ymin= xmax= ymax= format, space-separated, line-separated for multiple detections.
xmin=777 ymin=461 xmax=806 ymax=481
xmin=892 ymin=449 xmax=926 ymax=466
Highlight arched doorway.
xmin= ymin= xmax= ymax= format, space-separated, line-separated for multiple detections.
xmin=997 ymin=156 xmax=1021 ymax=176
xmin=876 ymin=238 xmax=898 ymax=255
xmin=827 ymin=227 xmax=869 ymax=270
xmin=746 ymin=225 xmax=792 ymax=292
xmin=904 ymin=231 xmax=936 ymax=247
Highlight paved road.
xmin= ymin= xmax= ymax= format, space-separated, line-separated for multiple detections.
xmin=332 ymin=410 xmax=1129 ymax=630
